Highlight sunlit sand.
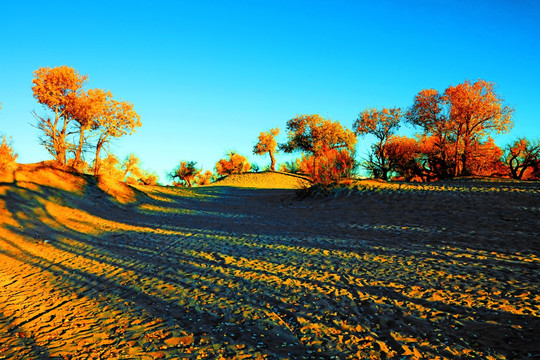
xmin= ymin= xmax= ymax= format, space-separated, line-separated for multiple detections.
xmin=0 ymin=163 xmax=538 ymax=359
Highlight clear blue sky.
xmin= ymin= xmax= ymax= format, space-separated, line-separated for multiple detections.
xmin=1 ymin=0 xmax=539 ymax=182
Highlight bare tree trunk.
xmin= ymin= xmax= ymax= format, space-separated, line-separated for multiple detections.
xmin=93 ymin=135 xmax=107 ymax=176
xmin=269 ymin=151 xmax=276 ymax=171
xmin=93 ymin=143 xmax=103 ymax=176
xmin=313 ymin=156 xmax=319 ymax=181
xmin=74 ymin=126 xmax=86 ymax=169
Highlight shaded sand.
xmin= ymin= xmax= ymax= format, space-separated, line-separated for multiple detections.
xmin=0 ymin=164 xmax=539 ymax=359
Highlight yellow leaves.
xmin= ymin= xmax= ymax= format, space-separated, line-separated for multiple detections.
xmin=253 ymin=128 xmax=279 ymax=155
xmin=31 ymin=66 xmax=140 ymax=168
xmin=408 ymin=79 xmax=514 ymax=177
xmin=97 ymin=98 xmax=141 ymax=138
xmin=216 ymin=152 xmax=251 ymax=175
xmin=32 ymin=66 xmax=87 ymax=108
xmin=354 ymin=107 xmax=401 ymax=140
xmin=0 ymin=135 xmax=17 ymax=173
xmin=284 ymin=114 xmax=357 ymax=155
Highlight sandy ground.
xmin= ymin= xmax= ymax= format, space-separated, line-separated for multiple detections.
xmin=0 ymin=164 xmax=539 ymax=359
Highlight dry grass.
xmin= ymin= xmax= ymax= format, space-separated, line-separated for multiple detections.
xmin=0 ymin=164 xmax=539 ymax=359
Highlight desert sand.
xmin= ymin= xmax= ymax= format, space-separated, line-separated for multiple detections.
xmin=0 ymin=163 xmax=539 ymax=359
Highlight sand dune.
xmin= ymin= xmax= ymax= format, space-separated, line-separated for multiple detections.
xmin=0 ymin=163 xmax=539 ymax=359
xmin=212 ymin=171 xmax=311 ymax=189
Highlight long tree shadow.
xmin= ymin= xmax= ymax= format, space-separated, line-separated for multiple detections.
xmin=0 ymin=310 xmax=52 ymax=359
xmin=1 ymin=171 xmax=539 ymax=358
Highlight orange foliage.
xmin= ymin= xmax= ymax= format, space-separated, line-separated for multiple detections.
xmin=281 ymin=114 xmax=356 ymax=182
xmin=32 ymin=66 xmax=87 ymax=165
xmin=253 ymin=128 xmax=279 ymax=171
xmin=197 ymin=170 xmax=214 ymax=186
xmin=0 ymin=135 xmax=17 ymax=173
xmin=407 ymin=80 xmax=514 ymax=177
xmin=282 ymin=114 xmax=356 ymax=155
xmin=467 ymin=137 xmax=505 ymax=177
xmin=32 ymin=66 xmax=141 ymax=173
xmin=93 ymin=99 xmax=141 ymax=175
xmin=384 ymin=135 xmax=421 ymax=181
xmin=298 ymin=146 xmax=356 ymax=185
xmin=406 ymin=89 xmax=445 ymax=136
xmin=169 ymin=161 xmax=201 ymax=187
xmin=417 ymin=134 xmax=456 ymax=180
xmin=98 ymin=154 xmax=124 ymax=180
xmin=69 ymin=88 xmax=110 ymax=167
xmin=215 ymin=152 xmax=251 ymax=176
xmin=383 ymin=135 xmax=506 ymax=182
xmin=95 ymin=152 xmax=157 ymax=185
xmin=354 ymin=107 xmax=401 ymax=139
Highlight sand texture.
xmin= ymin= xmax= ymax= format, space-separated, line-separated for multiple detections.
xmin=0 ymin=164 xmax=539 ymax=359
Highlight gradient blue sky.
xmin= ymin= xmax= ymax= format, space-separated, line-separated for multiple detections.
xmin=1 ymin=0 xmax=539 ymax=182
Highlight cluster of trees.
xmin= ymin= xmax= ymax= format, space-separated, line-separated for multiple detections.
xmin=99 ymin=153 xmax=158 ymax=186
xmin=169 ymin=114 xmax=359 ymax=187
xmin=168 ymin=161 xmax=213 ymax=187
xmin=3 ymin=72 xmax=540 ymax=187
xmin=168 ymin=152 xmax=251 ymax=187
xmin=354 ymin=80 xmax=539 ymax=181
xmin=31 ymin=66 xmax=142 ymax=176
xmin=249 ymin=80 xmax=539 ymax=184
xmin=0 ymin=66 xmax=159 ymax=185
xmin=168 ymin=80 xmax=539 ymax=187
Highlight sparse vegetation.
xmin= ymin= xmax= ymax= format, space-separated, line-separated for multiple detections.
xmin=215 ymin=151 xmax=251 ymax=176
xmin=169 ymin=161 xmax=201 ymax=187
xmin=0 ymin=135 xmax=17 ymax=173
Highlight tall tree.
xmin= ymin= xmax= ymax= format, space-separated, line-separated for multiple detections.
xmin=69 ymin=88 xmax=109 ymax=167
xmin=444 ymin=80 xmax=513 ymax=175
xmin=407 ymin=80 xmax=514 ymax=177
xmin=353 ymin=108 xmax=401 ymax=180
xmin=32 ymin=66 xmax=87 ymax=165
xmin=280 ymin=114 xmax=356 ymax=179
xmin=406 ymin=89 xmax=456 ymax=179
xmin=93 ymin=99 xmax=141 ymax=175
xmin=253 ymin=127 xmax=279 ymax=171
